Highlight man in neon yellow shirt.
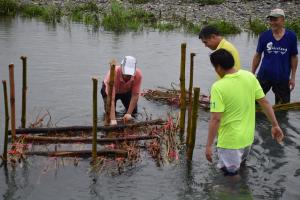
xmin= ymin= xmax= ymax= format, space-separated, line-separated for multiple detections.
xmin=206 ymin=49 xmax=284 ymax=176
xmin=199 ymin=26 xmax=241 ymax=78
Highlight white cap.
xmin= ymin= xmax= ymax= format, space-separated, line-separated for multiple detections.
xmin=267 ymin=8 xmax=285 ymax=18
xmin=121 ymin=56 xmax=136 ymax=76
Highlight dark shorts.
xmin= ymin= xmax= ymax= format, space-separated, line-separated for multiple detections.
xmin=101 ymin=83 xmax=137 ymax=114
xmin=258 ymin=79 xmax=290 ymax=104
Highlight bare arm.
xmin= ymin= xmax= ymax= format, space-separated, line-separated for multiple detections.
xmin=290 ymin=54 xmax=298 ymax=91
xmin=206 ymin=112 xmax=221 ymax=163
xmin=256 ymin=97 xmax=284 ymax=143
xmin=252 ymin=52 xmax=262 ymax=74
xmin=127 ymin=93 xmax=139 ymax=115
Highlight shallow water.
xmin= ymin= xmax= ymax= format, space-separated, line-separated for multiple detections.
xmin=0 ymin=16 xmax=300 ymax=200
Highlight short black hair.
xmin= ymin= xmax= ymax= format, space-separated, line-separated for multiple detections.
xmin=199 ymin=26 xmax=220 ymax=39
xmin=210 ymin=49 xmax=234 ymax=70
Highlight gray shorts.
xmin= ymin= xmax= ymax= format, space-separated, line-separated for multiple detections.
xmin=217 ymin=146 xmax=251 ymax=175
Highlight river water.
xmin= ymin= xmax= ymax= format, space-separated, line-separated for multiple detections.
xmin=0 ymin=16 xmax=299 ymax=200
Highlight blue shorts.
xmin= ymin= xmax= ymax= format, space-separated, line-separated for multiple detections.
xmin=217 ymin=146 xmax=251 ymax=176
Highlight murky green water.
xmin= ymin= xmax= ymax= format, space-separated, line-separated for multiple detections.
xmin=0 ymin=16 xmax=300 ymax=200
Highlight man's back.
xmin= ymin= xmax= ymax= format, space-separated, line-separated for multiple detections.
xmin=210 ymin=70 xmax=265 ymax=149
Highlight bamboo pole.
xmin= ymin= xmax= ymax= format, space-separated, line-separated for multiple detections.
xmin=9 ymin=64 xmax=16 ymax=142
xmin=25 ymin=150 xmax=128 ymax=158
xmin=186 ymin=87 xmax=200 ymax=161
xmin=256 ymin=101 xmax=300 ymax=112
xmin=8 ymin=119 xmax=165 ymax=135
xmin=92 ymin=77 xmax=98 ymax=162
xmin=105 ymin=59 xmax=116 ymax=125
xmin=18 ymin=135 xmax=159 ymax=144
xmin=179 ymin=43 xmax=187 ymax=135
xmin=21 ymin=56 xmax=27 ymax=128
xmin=2 ymin=81 xmax=9 ymax=162
xmin=186 ymin=53 xmax=195 ymax=147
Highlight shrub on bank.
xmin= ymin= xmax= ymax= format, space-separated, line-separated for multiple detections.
xmin=286 ymin=19 xmax=300 ymax=38
xmin=128 ymin=0 xmax=152 ymax=4
xmin=101 ymin=1 xmax=156 ymax=32
xmin=0 ymin=0 xmax=17 ymax=16
xmin=249 ymin=18 xmax=268 ymax=35
xmin=192 ymin=0 xmax=224 ymax=5
xmin=208 ymin=20 xmax=241 ymax=35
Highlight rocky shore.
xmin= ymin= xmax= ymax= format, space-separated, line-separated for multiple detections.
xmin=19 ymin=0 xmax=300 ymax=29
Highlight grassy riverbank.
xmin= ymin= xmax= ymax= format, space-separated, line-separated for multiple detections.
xmin=2 ymin=0 xmax=300 ymax=37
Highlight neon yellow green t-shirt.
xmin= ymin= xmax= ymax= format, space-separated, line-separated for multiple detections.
xmin=216 ymin=39 xmax=241 ymax=76
xmin=210 ymin=70 xmax=265 ymax=149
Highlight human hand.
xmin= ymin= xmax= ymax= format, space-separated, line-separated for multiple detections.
xmin=271 ymin=126 xmax=284 ymax=143
xmin=289 ymin=78 xmax=296 ymax=91
xmin=123 ymin=113 xmax=133 ymax=123
xmin=110 ymin=119 xmax=117 ymax=126
xmin=205 ymin=146 xmax=213 ymax=163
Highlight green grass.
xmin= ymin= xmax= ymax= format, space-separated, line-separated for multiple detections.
xmin=155 ymin=22 xmax=177 ymax=32
xmin=0 ymin=0 xmax=17 ymax=16
xmin=207 ymin=20 xmax=241 ymax=35
xmin=128 ymin=0 xmax=152 ymax=4
xmin=192 ymin=0 xmax=224 ymax=5
xmin=101 ymin=1 xmax=157 ymax=32
xmin=19 ymin=4 xmax=45 ymax=18
xmin=41 ymin=4 xmax=62 ymax=23
xmin=0 ymin=0 xmax=260 ymax=36
xmin=181 ymin=20 xmax=201 ymax=34
xmin=249 ymin=18 xmax=268 ymax=35
xmin=286 ymin=19 xmax=300 ymax=38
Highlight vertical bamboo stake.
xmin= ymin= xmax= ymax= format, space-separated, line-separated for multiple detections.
xmin=21 ymin=56 xmax=27 ymax=128
xmin=92 ymin=77 xmax=98 ymax=163
xmin=2 ymin=81 xmax=9 ymax=162
xmin=9 ymin=64 xmax=16 ymax=142
xmin=186 ymin=87 xmax=200 ymax=161
xmin=105 ymin=59 xmax=116 ymax=126
xmin=186 ymin=53 xmax=196 ymax=147
xmin=179 ymin=43 xmax=187 ymax=135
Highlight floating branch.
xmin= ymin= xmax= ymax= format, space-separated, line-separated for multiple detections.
xmin=9 ymin=119 xmax=165 ymax=135
xmin=25 ymin=150 xmax=128 ymax=158
xmin=142 ymin=88 xmax=210 ymax=109
xmin=18 ymin=135 xmax=159 ymax=144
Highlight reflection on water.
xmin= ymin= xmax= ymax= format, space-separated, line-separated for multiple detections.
xmin=0 ymin=16 xmax=300 ymax=200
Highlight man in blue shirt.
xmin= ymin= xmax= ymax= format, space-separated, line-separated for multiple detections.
xmin=252 ymin=8 xmax=298 ymax=104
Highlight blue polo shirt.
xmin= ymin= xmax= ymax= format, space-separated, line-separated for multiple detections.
xmin=256 ymin=29 xmax=298 ymax=82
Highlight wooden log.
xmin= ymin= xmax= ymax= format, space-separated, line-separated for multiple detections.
xmin=2 ymin=81 xmax=9 ymax=161
xmin=179 ymin=43 xmax=187 ymax=135
xmin=21 ymin=56 xmax=27 ymax=128
xmin=186 ymin=53 xmax=195 ymax=146
xmin=25 ymin=149 xmax=128 ymax=158
xmin=18 ymin=135 xmax=159 ymax=144
xmin=92 ymin=77 xmax=98 ymax=162
xmin=8 ymin=119 xmax=165 ymax=135
xmin=105 ymin=60 xmax=116 ymax=125
xmin=9 ymin=64 xmax=16 ymax=142
xmin=186 ymin=87 xmax=200 ymax=161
